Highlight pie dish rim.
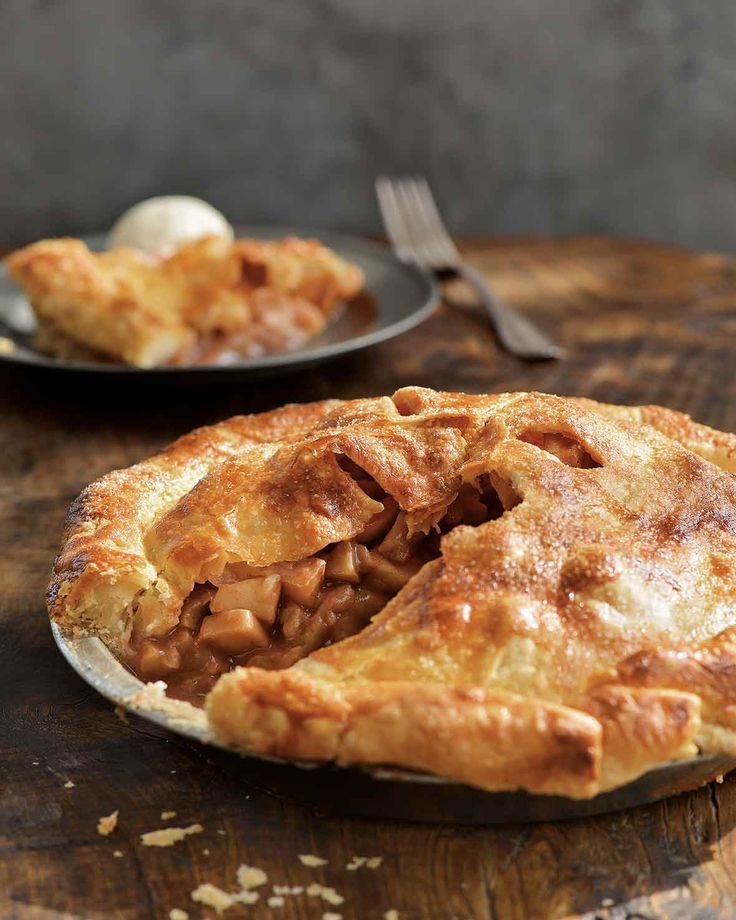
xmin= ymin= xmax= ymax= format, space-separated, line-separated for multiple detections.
xmin=51 ymin=622 xmax=736 ymax=821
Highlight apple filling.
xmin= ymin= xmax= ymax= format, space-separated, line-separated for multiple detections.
xmin=124 ymin=432 xmax=601 ymax=704
xmin=126 ymin=466 xmax=505 ymax=704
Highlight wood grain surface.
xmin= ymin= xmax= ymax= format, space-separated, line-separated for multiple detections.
xmin=3 ymin=236 xmax=736 ymax=920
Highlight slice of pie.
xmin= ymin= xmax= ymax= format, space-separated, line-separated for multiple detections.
xmin=5 ymin=235 xmax=364 ymax=367
xmin=47 ymin=389 xmax=736 ymax=798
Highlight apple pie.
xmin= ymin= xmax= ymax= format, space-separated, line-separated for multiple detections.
xmin=48 ymin=389 xmax=736 ymax=798
xmin=5 ymin=235 xmax=364 ymax=366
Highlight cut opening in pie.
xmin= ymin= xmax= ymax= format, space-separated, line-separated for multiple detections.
xmin=126 ymin=459 xmax=509 ymax=704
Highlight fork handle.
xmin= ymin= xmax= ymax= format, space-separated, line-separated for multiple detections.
xmin=457 ymin=263 xmax=564 ymax=360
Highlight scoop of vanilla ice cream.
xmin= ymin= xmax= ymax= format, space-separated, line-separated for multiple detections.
xmin=108 ymin=196 xmax=234 ymax=252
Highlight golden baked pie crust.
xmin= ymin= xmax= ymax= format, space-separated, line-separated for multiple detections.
xmin=48 ymin=389 xmax=736 ymax=797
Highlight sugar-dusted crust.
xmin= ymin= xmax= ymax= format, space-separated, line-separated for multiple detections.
xmin=5 ymin=235 xmax=364 ymax=367
xmin=49 ymin=388 xmax=736 ymax=797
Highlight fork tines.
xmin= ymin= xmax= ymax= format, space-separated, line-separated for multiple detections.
xmin=376 ymin=176 xmax=460 ymax=268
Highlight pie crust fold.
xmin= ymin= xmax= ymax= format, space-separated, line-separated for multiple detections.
xmin=48 ymin=388 xmax=736 ymax=798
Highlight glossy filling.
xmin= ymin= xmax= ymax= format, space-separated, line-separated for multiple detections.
xmin=126 ymin=434 xmax=597 ymax=704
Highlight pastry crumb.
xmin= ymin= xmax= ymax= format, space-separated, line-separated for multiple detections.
xmin=32 ymin=761 xmax=40 ymax=766
xmin=305 ymin=884 xmax=344 ymax=906
xmin=169 ymin=910 xmax=188 ymax=920
xmin=190 ymin=884 xmax=259 ymax=914
xmin=299 ymin=854 xmax=328 ymax=867
xmin=141 ymin=824 xmax=203 ymax=847
xmin=63 ymin=780 xmax=75 ymax=789
xmin=236 ymin=865 xmax=268 ymax=890
xmin=346 ymin=855 xmax=381 ymax=870
xmin=0 ymin=336 xmax=16 ymax=354
xmin=97 ymin=810 xmax=119 ymax=836
xmin=273 ymin=885 xmax=304 ymax=896
xmin=203 ymin=848 xmax=210 ymax=856
xmin=601 ymin=898 xmax=614 ymax=907
xmin=217 ymin=828 xmax=227 ymax=836
xmin=321 ymin=888 xmax=344 ymax=907
xmin=323 ymin=913 xmax=342 ymax=920
xmin=191 ymin=884 xmax=236 ymax=915
xmin=114 ymin=704 xmax=129 ymax=724
xmin=267 ymin=896 xmax=285 ymax=907
xmin=189 ymin=863 xmax=266 ymax=914
xmin=113 ymin=850 xmax=124 ymax=858
xmin=384 ymin=911 xmax=400 ymax=920
xmin=161 ymin=810 xmax=177 ymax=820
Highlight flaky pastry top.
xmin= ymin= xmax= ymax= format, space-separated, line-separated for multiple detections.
xmin=48 ymin=388 xmax=736 ymax=797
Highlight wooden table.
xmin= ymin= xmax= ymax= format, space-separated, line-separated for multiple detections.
xmin=3 ymin=236 xmax=736 ymax=920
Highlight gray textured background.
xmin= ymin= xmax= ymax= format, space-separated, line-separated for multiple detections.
xmin=1 ymin=0 xmax=735 ymax=251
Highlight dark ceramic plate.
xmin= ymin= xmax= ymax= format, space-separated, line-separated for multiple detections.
xmin=51 ymin=624 xmax=736 ymax=825
xmin=0 ymin=227 xmax=439 ymax=379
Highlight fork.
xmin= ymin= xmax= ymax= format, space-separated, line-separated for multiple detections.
xmin=375 ymin=176 xmax=564 ymax=360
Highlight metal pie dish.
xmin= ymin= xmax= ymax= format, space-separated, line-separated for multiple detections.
xmin=51 ymin=623 xmax=736 ymax=824
xmin=0 ymin=227 xmax=439 ymax=379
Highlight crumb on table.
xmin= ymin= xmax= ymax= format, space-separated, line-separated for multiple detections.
xmin=97 ymin=810 xmax=119 ymax=836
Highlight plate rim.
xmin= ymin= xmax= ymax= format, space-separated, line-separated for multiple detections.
xmin=0 ymin=226 xmax=439 ymax=374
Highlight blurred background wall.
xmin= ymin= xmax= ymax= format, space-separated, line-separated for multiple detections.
xmin=1 ymin=0 xmax=734 ymax=250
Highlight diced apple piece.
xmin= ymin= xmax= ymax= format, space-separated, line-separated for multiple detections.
xmin=217 ymin=560 xmax=276 ymax=583
xmin=351 ymin=586 xmax=390 ymax=620
xmin=280 ymin=601 xmax=309 ymax=641
xmin=315 ymin=584 xmax=356 ymax=621
xmin=355 ymin=543 xmax=372 ymax=573
xmin=134 ymin=640 xmax=182 ymax=680
xmin=325 ymin=541 xmax=361 ymax=583
xmin=211 ymin=575 xmax=281 ymax=623
xmin=355 ymin=496 xmax=399 ymax=544
xmin=179 ymin=584 xmax=216 ymax=630
xmin=167 ymin=626 xmax=198 ymax=666
xmin=377 ymin=512 xmax=420 ymax=563
xmin=295 ymin=588 xmax=356 ymax=656
xmin=279 ymin=558 xmax=326 ymax=608
xmin=200 ymin=608 xmax=269 ymax=655
xmin=364 ymin=551 xmax=425 ymax=593
xmin=329 ymin=587 xmax=389 ymax=643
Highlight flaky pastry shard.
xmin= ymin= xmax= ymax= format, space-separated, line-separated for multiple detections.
xmin=48 ymin=389 xmax=736 ymax=797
